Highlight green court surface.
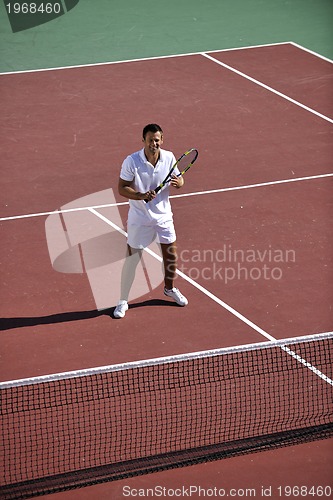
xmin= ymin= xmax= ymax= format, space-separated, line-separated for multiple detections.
xmin=0 ymin=0 xmax=332 ymax=73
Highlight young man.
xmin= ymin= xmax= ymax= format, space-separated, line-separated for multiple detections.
xmin=114 ymin=123 xmax=188 ymax=318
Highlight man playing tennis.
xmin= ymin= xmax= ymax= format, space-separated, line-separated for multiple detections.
xmin=114 ymin=123 xmax=188 ymax=318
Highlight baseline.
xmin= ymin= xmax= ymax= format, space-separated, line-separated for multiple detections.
xmin=0 ymin=42 xmax=291 ymax=76
xmin=1 ymin=42 xmax=331 ymax=77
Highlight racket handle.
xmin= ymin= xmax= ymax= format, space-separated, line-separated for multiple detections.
xmin=144 ymin=186 xmax=161 ymax=203
xmin=144 ymin=189 xmax=157 ymax=203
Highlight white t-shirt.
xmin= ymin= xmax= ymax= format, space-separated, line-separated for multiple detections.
xmin=120 ymin=148 xmax=179 ymax=225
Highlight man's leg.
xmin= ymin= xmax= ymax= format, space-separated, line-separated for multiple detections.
xmin=161 ymin=241 xmax=188 ymax=306
xmin=119 ymin=245 xmax=142 ymax=301
xmin=114 ymin=244 xmax=142 ymax=318
xmin=161 ymin=241 xmax=177 ymax=290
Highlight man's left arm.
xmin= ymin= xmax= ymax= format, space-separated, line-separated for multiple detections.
xmin=170 ymin=174 xmax=184 ymax=189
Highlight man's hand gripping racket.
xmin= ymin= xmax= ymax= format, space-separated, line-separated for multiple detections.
xmin=144 ymin=148 xmax=198 ymax=203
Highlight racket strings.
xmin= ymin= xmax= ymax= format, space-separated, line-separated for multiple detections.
xmin=176 ymin=149 xmax=198 ymax=175
xmin=151 ymin=148 xmax=198 ymax=199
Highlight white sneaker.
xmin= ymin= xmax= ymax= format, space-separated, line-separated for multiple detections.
xmin=164 ymin=287 xmax=188 ymax=306
xmin=114 ymin=300 xmax=128 ymax=318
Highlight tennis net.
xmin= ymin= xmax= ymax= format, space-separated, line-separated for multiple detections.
xmin=1 ymin=332 xmax=332 ymax=499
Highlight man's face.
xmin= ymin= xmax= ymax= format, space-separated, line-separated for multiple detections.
xmin=143 ymin=131 xmax=163 ymax=155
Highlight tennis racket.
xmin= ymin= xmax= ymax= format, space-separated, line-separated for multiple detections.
xmin=144 ymin=148 xmax=198 ymax=203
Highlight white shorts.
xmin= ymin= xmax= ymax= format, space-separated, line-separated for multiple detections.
xmin=127 ymin=221 xmax=176 ymax=249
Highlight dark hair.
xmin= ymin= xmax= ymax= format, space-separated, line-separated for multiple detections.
xmin=142 ymin=123 xmax=163 ymax=139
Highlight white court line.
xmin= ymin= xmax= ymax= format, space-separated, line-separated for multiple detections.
xmin=89 ymin=208 xmax=333 ymax=386
xmin=201 ymin=52 xmax=333 ymax=124
xmin=1 ymin=173 xmax=332 ymax=222
xmin=281 ymin=345 xmax=333 ymax=386
xmin=170 ymin=173 xmax=333 ymax=201
xmin=1 ymin=41 xmax=331 ymax=76
xmin=0 ymin=42 xmax=292 ymax=76
xmin=290 ymin=41 xmax=333 ymax=64
xmin=0 ymin=201 xmax=129 ymax=222
xmin=89 ymin=207 xmax=275 ymax=342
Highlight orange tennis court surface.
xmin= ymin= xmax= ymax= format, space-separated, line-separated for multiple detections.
xmin=1 ymin=42 xmax=332 ymax=498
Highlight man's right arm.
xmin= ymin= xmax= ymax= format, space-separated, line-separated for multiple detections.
xmin=118 ymin=178 xmax=156 ymax=201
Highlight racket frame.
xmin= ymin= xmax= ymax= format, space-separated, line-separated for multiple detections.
xmin=154 ymin=148 xmax=198 ymax=195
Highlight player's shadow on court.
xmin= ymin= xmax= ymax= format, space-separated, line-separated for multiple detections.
xmin=129 ymin=298 xmax=178 ymax=311
xmin=0 ymin=300 xmax=177 ymax=330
